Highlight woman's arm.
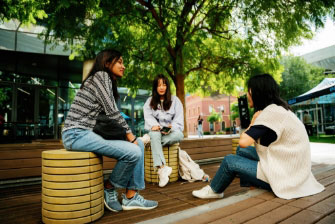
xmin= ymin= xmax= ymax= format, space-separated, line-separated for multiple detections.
xmin=239 ymin=111 xmax=262 ymax=148
xmin=143 ymin=98 xmax=160 ymax=130
xmin=170 ymin=96 xmax=184 ymax=132
xmin=93 ymin=72 xmax=131 ymax=133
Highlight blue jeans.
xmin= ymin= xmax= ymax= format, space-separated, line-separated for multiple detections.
xmin=210 ymin=146 xmax=271 ymax=193
xmin=148 ymin=130 xmax=184 ymax=167
xmin=62 ymin=128 xmax=145 ymax=190
xmin=198 ymin=124 xmax=203 ymax=138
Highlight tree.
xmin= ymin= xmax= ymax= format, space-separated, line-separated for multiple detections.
xmin=279 ymin=56 xmax=325 ymax=100
xmin=2 ymin=0 xmax=335 ymax=136
xmin=207 ymin=109 xmax=222 ymax=132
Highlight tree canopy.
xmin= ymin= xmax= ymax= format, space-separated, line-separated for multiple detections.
xmin=279 ymin=56 xmax=325 ymax=100
xmin=2 ymin=0 xmax=335 ymax=134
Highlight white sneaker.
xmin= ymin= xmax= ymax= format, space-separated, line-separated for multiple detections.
xmin=158 ymin=166 xmax=172 ymax=187
xmin=139 ymin=134 xmax=150 ymax=145
xmin=192 ymin=185 xmax=224 ymax=199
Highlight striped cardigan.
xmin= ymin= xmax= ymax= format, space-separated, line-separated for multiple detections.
xmin=62 ymin=71 xmax=131 ymax=134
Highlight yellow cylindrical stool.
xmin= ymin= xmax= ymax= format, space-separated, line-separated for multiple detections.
xmin=42 ymin=149 xmax=104 ymax=224
xmin=232 ymin=138 xmax=239 ymax=154
xmin=144 ymin=143 xmax=179 ymax=183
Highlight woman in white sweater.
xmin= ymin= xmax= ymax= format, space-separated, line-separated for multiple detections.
xmin=143 ymin=74 xmax=184 ymax=187
xmin=193 ymin=74 xmax=324 ymax=200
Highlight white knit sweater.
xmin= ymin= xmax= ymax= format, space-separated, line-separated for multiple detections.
xmin=254 ymin=104 xmax=324 ymax=199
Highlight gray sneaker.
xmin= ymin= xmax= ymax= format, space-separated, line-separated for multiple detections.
xmin=104 ymin=188 xmax=122 ymax=212
xmin=122 ymin=192 xmax=158 ymax=210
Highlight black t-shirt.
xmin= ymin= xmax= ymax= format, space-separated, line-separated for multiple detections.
xmin=245 ymin=125 xmax=277 ymax=147
xmin=198 ymin=119 xmax=203 ymax=125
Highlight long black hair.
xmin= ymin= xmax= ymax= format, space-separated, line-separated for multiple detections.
xmin=150 ymin=74 xmax=172 ymax=111
xmin=81 ymin=49 xmax=121 ymax=100
xmin=247 ymin=74 xmax=291 ymax=111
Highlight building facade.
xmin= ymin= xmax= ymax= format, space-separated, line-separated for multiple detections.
xmin=185 ymin=95 xmax=239 ymax=135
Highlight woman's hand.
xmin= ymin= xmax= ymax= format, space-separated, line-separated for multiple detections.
xmin=126 ymin=133 xmax=138 ymax=145
xmin=151 ymin=126 xmax=161 ymax=131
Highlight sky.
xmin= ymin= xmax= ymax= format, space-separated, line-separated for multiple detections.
xmin=289 ymin=18 xmax=335 ymax=56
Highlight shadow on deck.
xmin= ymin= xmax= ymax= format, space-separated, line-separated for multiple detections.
xmin=1 ymin=163 xmax=334 ymax=224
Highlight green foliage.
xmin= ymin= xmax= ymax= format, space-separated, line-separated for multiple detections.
xmin=279 ymin=56 xmax=325 ymax=100
xmin=207 ymin=109 xmax=222 ymax=124
xmin=2 ymin=0 xmax=335 ymax=135
xmin=0 ymin=0 xmax=48 ymax=24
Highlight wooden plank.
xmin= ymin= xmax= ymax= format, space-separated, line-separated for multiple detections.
xmin=102 ymin=161 xmax=117 ymax=170
xmin=0 ymin=167 xmax=41 ymax=179
xmin=0 ymin=158 xmax=41 ymax=169
xmin=183 ymin=145 xmax=232 ymax=155
xmin=188 ymin=151 xmax=228 ymax=161
xmin=180 ymin=138 xmax=233 ymax=148
xmin=0 ymin=148 xmax=62 ymax=159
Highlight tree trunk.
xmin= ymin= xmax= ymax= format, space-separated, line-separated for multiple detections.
xmin=175 ymin=74 xmax=188 ymax=138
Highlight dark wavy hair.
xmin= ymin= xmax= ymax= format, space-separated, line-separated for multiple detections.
xmin=150 ymin=74 xmax=172 ymax=111
xmin=247 ymin=74 xmax=291 ymax=112
xmin=81 ymin=49 xmax=121 ymax=100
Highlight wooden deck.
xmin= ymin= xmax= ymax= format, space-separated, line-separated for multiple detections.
xmin=0 ymin=163 xmax=334 ymax=224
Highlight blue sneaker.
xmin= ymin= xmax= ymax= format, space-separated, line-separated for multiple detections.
xmin=104 ymin=188 xmax=122 ymax=212
xmin=122 ymin=192 xmax=158 ymax=210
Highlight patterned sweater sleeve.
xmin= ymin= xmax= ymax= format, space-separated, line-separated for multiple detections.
xmin=92 ymin=72 xmax=131 ymax=133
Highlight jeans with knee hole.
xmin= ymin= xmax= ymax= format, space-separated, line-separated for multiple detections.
xmin=62 ymin=128 xmax=145 ymax=190
xmin=210 ymin=146 xmax=271 ymax=193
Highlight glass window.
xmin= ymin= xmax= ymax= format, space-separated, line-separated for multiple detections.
xmin=38 ymin=87 xmax=56 ymax=138
xmin=133 ymin=97 xmax=146 ymax=136
xmin=0 ymin=83 xmax=13 ymax=141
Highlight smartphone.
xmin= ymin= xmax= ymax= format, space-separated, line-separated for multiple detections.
xmin=160 ymin=126 xmax=171 ymax=133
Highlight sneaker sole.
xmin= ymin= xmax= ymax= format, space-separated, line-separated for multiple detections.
xmin=192 ymin=192 xmax=224 ymax=199
xmin=122 ymin=204 xmax=158 ymax=210
xmin=104 ymin=200 xmax=122 ymax=212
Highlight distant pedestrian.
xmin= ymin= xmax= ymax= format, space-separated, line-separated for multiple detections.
xmin=192 ymin=74 xmax=324 ymax=200
xmin=303 ymin=111 xmax=313 ymax=136
xmin=197 ymin=115 xmax=204 ymax=138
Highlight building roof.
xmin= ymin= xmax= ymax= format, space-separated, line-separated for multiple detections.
xmin=302 ymin=45 xmax=335 ymax=73
xmin=288 ymin=78 xmax=335 ymax=105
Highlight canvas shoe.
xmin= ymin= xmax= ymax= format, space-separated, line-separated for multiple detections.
xmin=122 ymin=192 xmax=158 ymax=210
xmin=104 ymin=188 xmax=122 ymax=212
xmin=192 ymin=185 xmax=224 ymax=199
xmin=139 ymin=134 xmax=151 ymax=145
xmin=158 ymin=166 xmax=172 ymax=187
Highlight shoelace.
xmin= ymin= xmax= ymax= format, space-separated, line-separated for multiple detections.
xmin=134 ymin=194 xmax=146 ymax=204
xmin=107 ymin=189 xmax=118 ymax=201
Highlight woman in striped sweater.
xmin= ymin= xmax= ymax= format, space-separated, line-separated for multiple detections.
xmin=62 ymin=49 xmax=157 ymax=212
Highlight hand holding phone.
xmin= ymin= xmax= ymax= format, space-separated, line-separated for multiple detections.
xmin=160 ymin=126 xmax=171 ymax=135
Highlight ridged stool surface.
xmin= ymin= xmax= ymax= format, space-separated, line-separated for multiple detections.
xmin=41 ymin=149 xmax=104 ymax=224
xmin=144 ymin=143 xmax=179 ymax=183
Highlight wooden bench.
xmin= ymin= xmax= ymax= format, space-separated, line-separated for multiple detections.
xmin=0 ymin=137 xmax=236 ymax=181
xmin=0 ymin=140 xmax=64 ymax=180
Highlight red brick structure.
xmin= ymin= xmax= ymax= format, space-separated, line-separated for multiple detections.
xmin=185 ymin=95 xmax=239 ymax=135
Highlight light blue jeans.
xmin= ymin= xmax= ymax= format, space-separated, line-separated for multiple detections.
xmin=148 ymin=130 xmax=184 ymax=167
xmin=198 ymin=124 xmax=203 ymax=138
xmin=62 ymin=128 xmax=145 ymax=190
xmin=210 ymin=146 xmax=271 ymax=193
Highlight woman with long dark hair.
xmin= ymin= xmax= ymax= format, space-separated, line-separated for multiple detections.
xmin=62 ymin=49 xmax=158 ymax=213
xmin=193 ymin=74 xmax=324 ymax=200
xmin=143 ymin=74 xmax=184 ymax=187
